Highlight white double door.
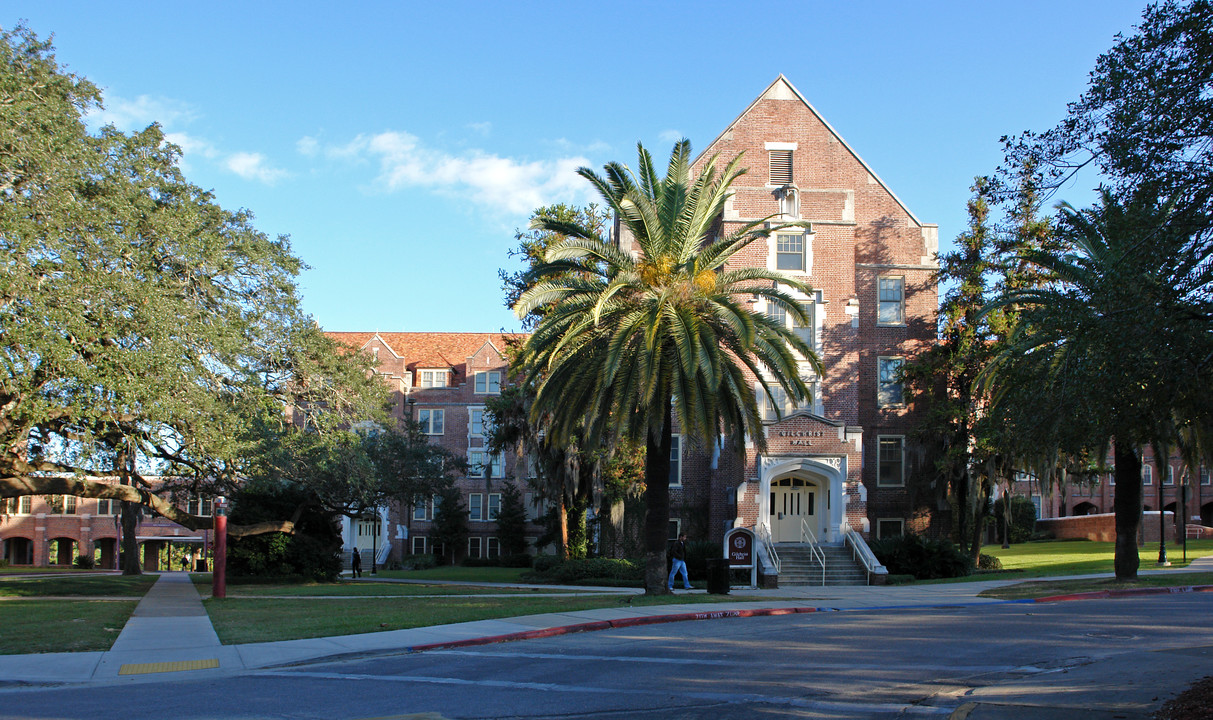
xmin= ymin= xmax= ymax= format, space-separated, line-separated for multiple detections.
xmin=771 ymin=477 xmax=817 ymax=542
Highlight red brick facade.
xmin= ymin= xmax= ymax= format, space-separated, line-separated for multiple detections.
xmin=628 ymin=77 xmax=940 ymax=545
xmin=0 ymin=481 xmax=211 ymax=569
xmin=324 ymin=332 xmax=546 ymax=564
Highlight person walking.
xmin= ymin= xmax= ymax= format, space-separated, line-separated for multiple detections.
xmin=351 ymin=547 xmax=362 ymax=578
xmin=668 ymin=532 xmax=692 ymax=591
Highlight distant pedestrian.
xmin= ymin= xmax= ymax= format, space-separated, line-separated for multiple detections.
xmin=668 ymin=532 xmax=691 ymax=591
xmin=351 ymin=547 xmax=362 ymax=578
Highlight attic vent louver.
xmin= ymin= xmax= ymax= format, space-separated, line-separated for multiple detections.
xmin=768 ymin=149 xmax=793 ymax=185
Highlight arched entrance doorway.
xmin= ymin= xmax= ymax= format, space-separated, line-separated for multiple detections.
xmin=1072 ymin=501 xmax=1098 ymax=516
xmin=759 ymin=456 xmax=846 ymax=544
xmin=3 ymin=537 xmax=33 ymax=565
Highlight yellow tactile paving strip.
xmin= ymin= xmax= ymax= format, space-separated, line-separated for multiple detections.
xmin=118 ymin=658 xmax=219 ymax=675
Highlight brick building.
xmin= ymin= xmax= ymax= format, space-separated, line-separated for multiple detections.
xmin=645 ymin=76 xmax=940 ymax=547
xmin=1016 ymin=455 xmax=1213 ymax=530
xmin=324 ymin=332 xmax=547 ymax=565
xmin=0 ymin=482 xmax=213 ymax=570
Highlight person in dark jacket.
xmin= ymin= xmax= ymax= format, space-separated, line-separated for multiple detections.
xmin=351 ymin=547 xmax=362 ymax=578
xmin=668 ymin=532 xmax=691 ymax=591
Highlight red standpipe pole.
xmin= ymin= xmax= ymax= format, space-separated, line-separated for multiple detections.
xmin=212 ymin=497 xmax=227 ymax=599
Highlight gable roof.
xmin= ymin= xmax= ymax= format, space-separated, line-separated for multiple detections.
xmin=698 ymin=75 xmax=924 ymax=227
xmin=326 ymin=331 xmax=525 ymax=375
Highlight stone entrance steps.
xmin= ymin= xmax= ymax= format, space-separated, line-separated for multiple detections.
xmin=776 ymin=543 xmax=869 ymax=586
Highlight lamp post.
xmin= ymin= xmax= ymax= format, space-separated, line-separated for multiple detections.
xmin=371 ymin=510 xmax=378 ymax=575
xmin=212 ymin=496 xmax=228 ymax=599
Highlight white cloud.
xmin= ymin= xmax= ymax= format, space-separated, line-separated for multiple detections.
xmin=325 ymin=131 xmax=593 ymax=215
xmin=85 ymin=94 xmax=194 ymax=132
xmin=164 ymin=131 xmax=218 ymax=159
xmin=467 ymin=121 xmax=492 ymax=136
xmin=658 ymin=129 xmax=685 ymax=144
xmin=225 ymin=152 xmax=289 ymax=184
xmin=297 ymin=136 xmax=320 ymax=157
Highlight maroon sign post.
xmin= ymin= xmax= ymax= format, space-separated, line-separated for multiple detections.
xmin=723 ymin=527 xmax=757 ymax=588
xmin=212 ymin=496 xmax=227 ymax=600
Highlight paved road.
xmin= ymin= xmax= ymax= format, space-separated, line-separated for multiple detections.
xmin=3 ymin=593 xmax=1210 ymax=719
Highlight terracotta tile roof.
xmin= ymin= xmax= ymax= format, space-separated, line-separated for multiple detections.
xmin=325 ymin=331 xmax=526 ymax=380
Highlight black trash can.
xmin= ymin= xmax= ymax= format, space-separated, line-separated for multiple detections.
xmin=706 ymin=558 xmax=730 ymax=595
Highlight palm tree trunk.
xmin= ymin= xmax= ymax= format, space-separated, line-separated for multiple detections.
xmin=1113 ymin=442 xmax=1143 ymax=580
xmin=642 ymin=400 xmax=673 ymax=595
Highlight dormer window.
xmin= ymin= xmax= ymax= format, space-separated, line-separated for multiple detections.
xmin=474 ymin=370 xmax=501 ymax=394
xmin=418 ymin=369 xmax=448 ymax=388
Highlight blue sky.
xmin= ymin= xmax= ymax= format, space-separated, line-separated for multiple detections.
xmin=8 ymin=2 xmax=1147 ymax=332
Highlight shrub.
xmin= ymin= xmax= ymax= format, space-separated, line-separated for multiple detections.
xmin=73 ymin=555 xmax=95 ymax=570
xmin=526 ymin=557 xmax=644 ymax=585
xmin=684 ymin=540 xmax=717 ymax=580
xmin=532 ymin=554 xmax=561 ymax=573
xmin=461 ymin=556 xmax=499 ymax=567
xmin=870 ymin=534 xmax=972 ymax=580
xmin=226 ymin=483 xmax=343 ymax=582
xmin=884 ymin=573 xmax=917 ymax=585
xmin=397 ymin=553 xmax=438 ymax=571
xmin=977 ymin=553 xmax=1003 ymax=571
xmin=500 ymin=553 xmax=533 ymax=568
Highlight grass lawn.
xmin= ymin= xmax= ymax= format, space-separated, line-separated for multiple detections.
xmin=0 ymin=574 xmax=158 ymax=597
xmin=203 ymin=592 xmax=745 ymax=645
xmin=916 ymin=539 xmax=1213 ymax=584
xmin=979 ymin=571 xmax=1213 ymax=600
xmin=372 ymin=566 xmax=531 ymax=583
xmin=191 ymin=577 xmax=575 ymax=597
xmin=0 ymin=600 xmax=137 ymax=654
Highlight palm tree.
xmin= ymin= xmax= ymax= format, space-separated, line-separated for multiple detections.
xmin=514 ymin=140 xmax=822 ymax=593
xmin=982 ymin=187 xmax=1213 ymax=579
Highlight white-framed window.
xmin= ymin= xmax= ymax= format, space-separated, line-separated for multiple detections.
xmin=468 ymin=493 xmax=483 ymax=522
xmin=775 ymin=232 xmax=806 ymax=271
xmin=418 ymin=409 xmax=444 ymax=435
xmin=878 ymin=357 xmax=905 ymax=407
xmin=793 ymin=301 xmax=815 ymax=351
xmin=96 ymin=498 xmax=119 ymax=515
xmin=524 ymin=492 xmax=548 ymax=521
xmin=474 ymin=371 xmax=501 ymax=395
xmin=876 ymin=518 xmax=904 ymax=539
xmin=1201 ymin=466 xmax=1210 ymax=486
xmin=467 ymin=450 xmax=503 ymax=478
xmin=418 ymin=369 xmax=448 ymax=388
xmin=411 ymin=536 xmax=427 ymax=555
xmin=1165 ymin=465 xmax=1175 ymax=486
xmin=768 ymin=148 xmax=793 ymax=186
xmin=468 ymin=536 xmax=483 ymax=558
xmin=668 ymin=518 xmax=681 ymax=541
xmin=761 ymin=383 xmax=791 ymax=422
xmin=487 ymin=493 xmax=501 ymax=521
xmin=1108 ymin=471 xmax=1115 ymax=487
xmin=487 ymin=537 xmax=500 ymax=559
xmin=878 ymin=436 xmax=905 ymax=488
xmin=765 ymin=301 xmax=787 ymax=326
xmin=47 ymin=495 xmax=75 ymax=514
xmin=669 ymin=434 xmax=682 ymax=486
xmin=412 ymin=496 xmax=428 ymax=521
xmin=878 ymin=276 xmax=905 ymax=325
xmin=1142 ymin=462 xmax=1153 ymax=485
xmin=186 ymin=496 xmax=213 ymax=517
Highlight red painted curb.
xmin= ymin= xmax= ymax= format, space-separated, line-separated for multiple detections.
xmin=406 ymin=606 xmax=817 ymax=653
xmin=1034 ymin=584 xmax=1213 ymax=604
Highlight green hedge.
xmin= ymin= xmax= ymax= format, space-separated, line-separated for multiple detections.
xmin=870 ymin=534 xmax=972 ymax=580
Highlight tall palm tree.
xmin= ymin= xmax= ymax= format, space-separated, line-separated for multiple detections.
xmin=514 ymin=140 xmax=822 ymax=593
xmin=982 ymin=187 xmax=1213 ymax=579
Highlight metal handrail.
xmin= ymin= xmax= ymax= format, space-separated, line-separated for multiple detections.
xmin=800 ymin=518 xmax=826 ymax=586
xmin=757 ymin=523 xmax=780 ymax=574
xmin=844 ymin=528 xmax=887 ymax=584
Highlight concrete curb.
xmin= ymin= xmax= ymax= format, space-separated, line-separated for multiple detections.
xmin=405 ymin=606 xmax=820 ymax=653
xmin=1034 ymin=583 xmax=1213 ymax=603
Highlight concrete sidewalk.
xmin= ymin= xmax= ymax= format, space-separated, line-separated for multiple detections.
xmin=2 ymin=557 xmax=1210 ymax=687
